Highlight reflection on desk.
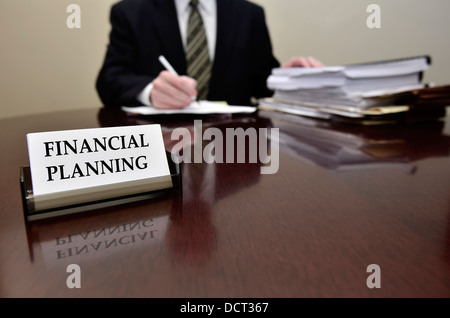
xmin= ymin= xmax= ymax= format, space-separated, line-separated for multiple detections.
xmin=26 ymin=195 xmax=178 ymax=269
xmin=259 ymin=110 xmax=450 ymax=173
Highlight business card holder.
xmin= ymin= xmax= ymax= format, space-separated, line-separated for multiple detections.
xmin=20 ymin=152 xmax=182 ymax=222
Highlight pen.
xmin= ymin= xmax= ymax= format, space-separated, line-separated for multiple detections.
xmin=158 ymin=55 xmax=198 ymax=103
xmin=158 ymin=55 xmax=179 ymax=76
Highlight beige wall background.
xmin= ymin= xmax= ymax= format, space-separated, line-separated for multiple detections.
xmin=1 ymin=0 xmax=449 ymax=119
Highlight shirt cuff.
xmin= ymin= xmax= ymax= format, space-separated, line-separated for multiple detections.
xmin=137 ymin=82 xmax=154 ymax=106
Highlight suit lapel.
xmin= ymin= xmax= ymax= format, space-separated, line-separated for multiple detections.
xmin=151 ymin=0 xmax=186 ymax=74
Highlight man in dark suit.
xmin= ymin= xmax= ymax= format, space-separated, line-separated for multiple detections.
xmin=96 ymin=0 xmax=322 ymax=109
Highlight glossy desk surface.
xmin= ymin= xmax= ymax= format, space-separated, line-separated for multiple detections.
xmin=0 ymin=107 xmax=449 ymax=298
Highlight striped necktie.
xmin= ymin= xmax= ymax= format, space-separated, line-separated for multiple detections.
xmin=186 ymin=0 xmax=211 ymax=100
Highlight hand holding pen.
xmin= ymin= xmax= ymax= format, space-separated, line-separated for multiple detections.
xmin=149 ymin=55 xmax=198 ymax=109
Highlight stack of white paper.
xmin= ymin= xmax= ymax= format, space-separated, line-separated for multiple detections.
xmin=261 ymin=55 xmax=432 ymax=120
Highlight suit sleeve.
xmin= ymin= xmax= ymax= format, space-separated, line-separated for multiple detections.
xmin=96 ymin=4 xmax=154 ymax=107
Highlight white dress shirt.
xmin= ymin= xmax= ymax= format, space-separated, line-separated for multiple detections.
xmin=138 ymin=0 xmax=217 ymax=106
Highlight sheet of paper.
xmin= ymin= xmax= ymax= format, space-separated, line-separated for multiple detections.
xmin=121 ymin=101 xmax=257 ymax=115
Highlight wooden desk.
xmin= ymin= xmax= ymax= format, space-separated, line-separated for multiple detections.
xmin=0 ymin=107 xmax=449 ymax=298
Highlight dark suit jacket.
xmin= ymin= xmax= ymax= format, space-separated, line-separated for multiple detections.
xmin=96 ymin=0 xmax=280 ymax=107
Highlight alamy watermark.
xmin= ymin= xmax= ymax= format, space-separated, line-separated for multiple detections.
xmin=169 ymin=120 xmax=279 ymax=175
xmin=66 ymin=4 xmax=381 ymax=30
xmin=66 ymin=264 xmax=81 ymax=288
xmin=366 ymin=264 xmax=381 ymax=288
xmin=65 ymin=263 xmax=381 ymax=290
xmin=367 ymin=4 xmax=381 ymax=29
xmin=66 ymin=4 xmax=81 ymax=29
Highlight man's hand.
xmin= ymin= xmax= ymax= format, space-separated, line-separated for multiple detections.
xmin=282 ymin=56 xmax=324 ymax=68
xmin=150 ymin=71 xmax=197 ymax=109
